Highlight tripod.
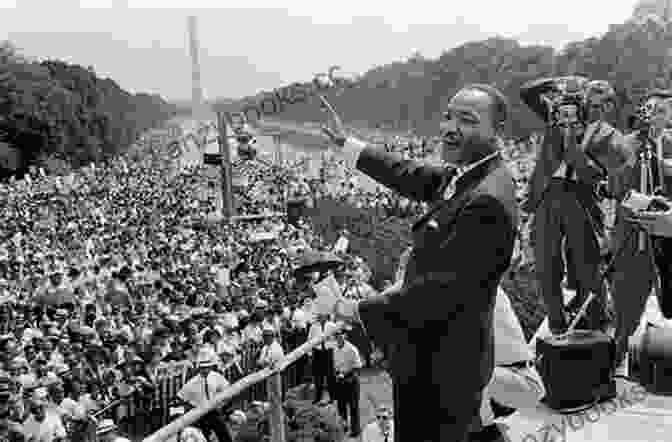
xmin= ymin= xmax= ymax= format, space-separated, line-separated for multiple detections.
xmin=635 ymin=127 xmax=662 ymax=251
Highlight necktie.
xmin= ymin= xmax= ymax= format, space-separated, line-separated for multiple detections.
xmin=204 ymin=377 xmax=210 ymax=401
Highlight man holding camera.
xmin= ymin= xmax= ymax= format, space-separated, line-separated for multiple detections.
xmin=611 ymin=89 xmax=672 ymax=371
xmin=520 ymin=76 xmax=635 ymax=335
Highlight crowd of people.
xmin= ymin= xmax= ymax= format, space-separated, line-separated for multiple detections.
xmin=0 ymin=130 xmax=392 ymax=442
xmin=0 ymin=109 xmax=545 ymax=442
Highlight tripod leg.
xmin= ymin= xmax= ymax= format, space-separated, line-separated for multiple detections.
xmin=610 ymin=211 xmax=657 ymax=364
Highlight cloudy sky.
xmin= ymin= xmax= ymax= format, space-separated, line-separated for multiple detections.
xmin=1 ymin=0 xmax=639 ymax=101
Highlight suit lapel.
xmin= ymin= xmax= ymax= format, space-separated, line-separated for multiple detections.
xmin=411 ymin=157 xmax=501 ymax=232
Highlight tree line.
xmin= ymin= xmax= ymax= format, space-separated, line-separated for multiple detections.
xmin=0 ymin=41 xmax=179 ymax=180
xmin=224 ymin=8 xmax=672 ymax=140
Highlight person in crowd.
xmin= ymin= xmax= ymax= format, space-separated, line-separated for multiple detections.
xmin=320 ymin=83 xmax=518 ymax=442
xmin=332 ymin=328 xmax=363 ymax=438
xmin=307 ymin=312 xmax=338 ymax=404
xmin=520 ymin=77 xmax=635 ymax=335
xmin=177 ymin=351 xmax=234 ymax=442
xmin=362 ymin=405 xmax=393 ymax=442
xmin=257 ymin=327 xmax=285 ymax=369
xmin=21 ymin=388 xmax=67 ymax=442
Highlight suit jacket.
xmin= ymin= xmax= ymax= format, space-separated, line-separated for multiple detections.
xmin=520 ymin=78 xmax=633 ymax=215
xmin=353 ymin=146 xmax=517 ymax=442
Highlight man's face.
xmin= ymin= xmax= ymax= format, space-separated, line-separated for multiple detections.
xmin=440 ymin=89 xmax=498 ymax=165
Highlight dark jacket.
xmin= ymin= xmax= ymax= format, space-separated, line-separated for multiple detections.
xmin=353 ymin=145 xmax=517 ymax=442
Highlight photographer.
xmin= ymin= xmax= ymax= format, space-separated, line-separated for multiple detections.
xmin=611 ymin=89 xmax=672 ymax=372
xmin=520 ymin=77 xmax=635 ymax=335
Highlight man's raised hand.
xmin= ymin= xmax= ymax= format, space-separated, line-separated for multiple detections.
xmin=319 ymin=95 xmax=347 ymax=148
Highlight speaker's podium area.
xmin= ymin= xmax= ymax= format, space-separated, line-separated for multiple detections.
xmin=498 ymin=293 xmax=672 ymax=442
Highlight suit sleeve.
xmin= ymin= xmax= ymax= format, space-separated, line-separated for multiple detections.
xmin=355 ymin=145 xmax=447 ymax=202
xmin=357 ymin=195 xmax=516 ymax=338
xmin=520 ymin=77 xmax=556 ymax=121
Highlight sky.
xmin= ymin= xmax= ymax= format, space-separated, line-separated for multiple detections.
xmin=0 ymin=0 xmax=641 ymax=102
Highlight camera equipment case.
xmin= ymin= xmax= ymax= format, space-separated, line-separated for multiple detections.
xmin=537 ymin=330 xmax=616 ymax=412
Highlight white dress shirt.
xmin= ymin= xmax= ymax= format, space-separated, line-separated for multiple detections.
xmin=22 ymin=410 xmax=67 ymax=442
xmin=258 ymin=340 xmax=284 ymax=367
xmin=333 ymin=341 xmax=363 ymax=376
xmin=479 ymin=288 xmax=545 ymax=426
xmin=177 ymin=371 xmax=230 ymax=408
xmin=362 ymin=420 xmax=394 ymax=442
xmin=307 ymin=320 xmax=338 ymax=353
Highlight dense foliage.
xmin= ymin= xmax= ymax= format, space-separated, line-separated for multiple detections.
xmin=0 ymin=41 xmax=178 ymax=179
xmin=216 ymin=2 xmax=672 ymax=140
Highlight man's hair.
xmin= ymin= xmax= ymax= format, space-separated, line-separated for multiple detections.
xmin=462 ymin=83 xmax=509 ymax=127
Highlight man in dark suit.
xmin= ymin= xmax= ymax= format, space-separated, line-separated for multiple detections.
xmin=520 ymin=77 xmax=634 ymax=334
xmin=610 ymin=89 xmax=672 ymax=371
xmin=318 ymin=85 xmax=518 ymax=442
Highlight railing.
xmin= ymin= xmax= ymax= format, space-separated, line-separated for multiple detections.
xmin=143 ymin=324 xmax=343 ymax=442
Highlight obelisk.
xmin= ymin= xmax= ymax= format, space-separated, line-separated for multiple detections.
xmin=187 ymin=16 xmax=206 ymax=118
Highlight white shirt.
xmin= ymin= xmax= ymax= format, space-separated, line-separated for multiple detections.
xmin=291 ymin=308 xmax=308 ymax=329
xmin=362 ymin=420 xmax=394 ymax=442
xmin=243 ymin=324 xmax=263 ymax=343
xmin=59 ymin=397 xmax=86 ymax=420
xmin=177 ymin=371 xmax=230 ymax=408
xmin=479 ymin=288 xmax=545 ymax=426
xmin=333 ymin=341 xmax=363 ymax=376
xmin=258 ymin=340 xmax=284 ymax=367
xmin=308 ymin=320 xmax=338 ymax=352
xmin=22 ymin=411 xmax=67 ymax=442
xmin=165 ymin=426 xmax=207 ymax=442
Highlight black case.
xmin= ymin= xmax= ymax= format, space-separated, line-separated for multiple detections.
xmin=631 ymin=323 xmax=672 ymax=395
xmin=536 ymin=330 xmax=616 ymax=411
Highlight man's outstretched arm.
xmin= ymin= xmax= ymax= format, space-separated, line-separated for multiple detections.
xmin=340 ymin=138 xmax=448 ymax=202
